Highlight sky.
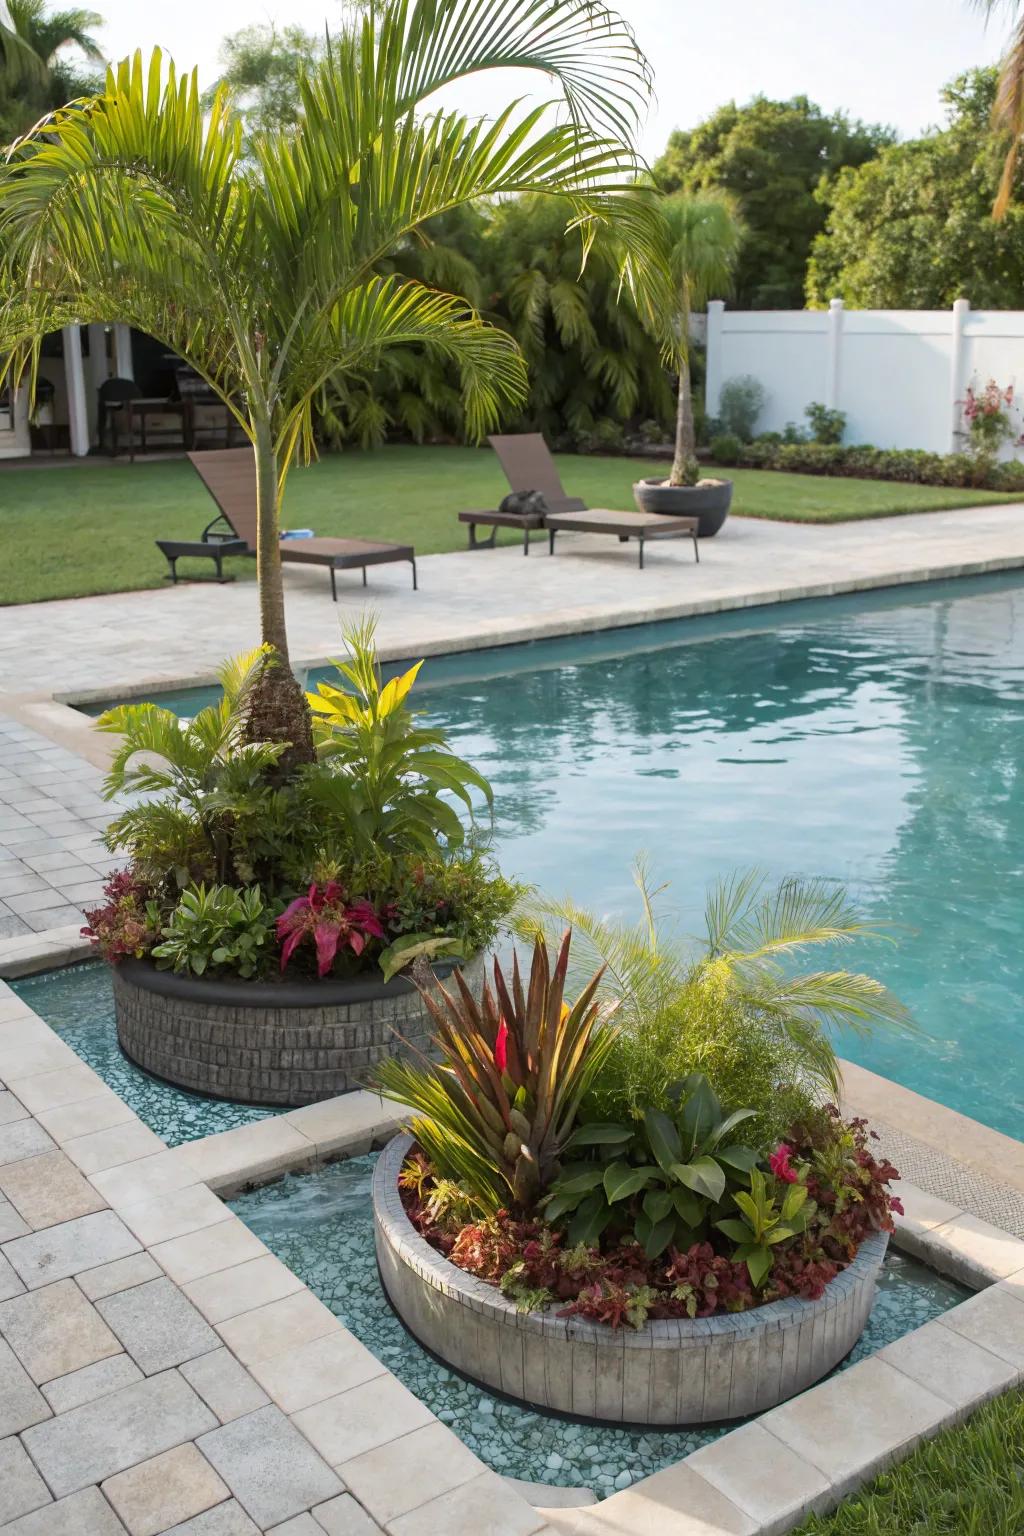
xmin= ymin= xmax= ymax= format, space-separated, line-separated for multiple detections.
xmin=89 ymin=0 xmax=1008 ymax=160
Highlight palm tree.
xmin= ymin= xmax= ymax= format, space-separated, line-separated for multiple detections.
xmin=0 ymin=0 xmax=103 ymax=137
xmin=661 ymin=189 xmax=743 ymax=479
xmin=977 ymin=0 xmax=1024 ymax=215
xmin=0 ymin=0 xmax=665 ymax=762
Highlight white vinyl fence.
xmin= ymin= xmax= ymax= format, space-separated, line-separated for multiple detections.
xmin=704 ymin=299 xmax=1024 ymax=456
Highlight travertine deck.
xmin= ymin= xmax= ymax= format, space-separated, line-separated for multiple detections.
xmin=2 ymin=502 xmax=1023 ymax=702
xmin=3 ymin=977 xmax=1024 ymax=1536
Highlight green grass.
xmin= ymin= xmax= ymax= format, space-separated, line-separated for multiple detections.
xmin=0 ymin=444 xmax=1014 ymax=605
xmin=795 ymin=1388 xmax=1024 ymax=1536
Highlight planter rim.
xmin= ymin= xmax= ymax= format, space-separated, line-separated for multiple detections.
xmin=374 ymin=1133 xmax=889 ymax=1343
xmin=117 ymin=952 xmax=468 ymax=1009
xmin=634 ymin=476 xmax=732 ymax=489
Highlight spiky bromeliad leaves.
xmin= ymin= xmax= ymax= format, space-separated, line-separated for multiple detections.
xmin=373 ymin=931 xmax=619 ymax=1213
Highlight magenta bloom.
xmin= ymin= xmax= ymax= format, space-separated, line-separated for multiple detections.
xmin=277 ymin=883 xmax=385 ymax=978
xmin=494 ymin=1018 xmax=509 ymax=1075
xmin=769 ymin=1143 xmax=798 ymax=1184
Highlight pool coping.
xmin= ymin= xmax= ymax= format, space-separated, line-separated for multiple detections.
xmin=4 ymin=978 xmax=1024 ymax=1535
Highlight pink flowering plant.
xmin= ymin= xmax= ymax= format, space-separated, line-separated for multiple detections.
xmin=277 ymin=882 xmax=385 ymax=977
xmin=960 ymin=378 xmax=1020 ymax=455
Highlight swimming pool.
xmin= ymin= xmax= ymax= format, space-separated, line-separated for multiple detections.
xmin=75 ymin=573 xmax=1024 ymax=1138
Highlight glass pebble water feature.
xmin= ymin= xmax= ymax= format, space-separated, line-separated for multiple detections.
xmin=232 ymin=1153 xmax=969 ymax=1497
xmin=11 ymin=963 xmax=284 ymax=1146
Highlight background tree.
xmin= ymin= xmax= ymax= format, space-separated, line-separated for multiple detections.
xmin=807 ymin=69 xmax=1024 ymax=308
xmin=202 ymin=24 xmax=325 ymax=152
xmin=482 ymin=192 xmax=673 ymax=447
xmin=1 ymin=0 xmax=664 ymax=760
xmin=661 ymin=189 xmax=742 ymax=474
xmin=0 ymin=0 xmax=103 ymax=142
xmin=654 ymin=96 xmax=893 ymax=308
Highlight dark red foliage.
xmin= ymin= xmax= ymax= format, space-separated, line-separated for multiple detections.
xmin=81 ymin=867 xmax=158 ymax=963
xmin=400 ymin=1109 xmax=902 ymax=1330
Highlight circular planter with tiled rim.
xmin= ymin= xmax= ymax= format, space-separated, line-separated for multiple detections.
xmin=374 ymin=1132 xmax=889 ymax=1426
xmin=112 ymin=953 xmax=482 ymax=1108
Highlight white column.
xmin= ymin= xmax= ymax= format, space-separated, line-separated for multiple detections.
xmin=62 ymin=324 xmax=90 ymax=457
xmin=825 ymin=297 xmax=844 ymax=410
xmin=949 ymin=297 xmax=970 ymax=453
xmin=705 ymin=300 xmax=725 ymax=418
xmin=113 ymin=323 xmax=134 ymax=380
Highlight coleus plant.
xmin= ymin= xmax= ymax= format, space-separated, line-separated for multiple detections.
xmin=715 ymin=1164 xmax=814 ymax=1287
xmin=544 ymin=1072 xmax=760 ymax=1257
xmin=277 ymin=881 xmax=385 ymax=977
xmin=373 ymin=930 xmax=618 ymax=1212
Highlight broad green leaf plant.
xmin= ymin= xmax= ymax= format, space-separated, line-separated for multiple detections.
xmin=0 ymin=0 xmax=668 ymax=756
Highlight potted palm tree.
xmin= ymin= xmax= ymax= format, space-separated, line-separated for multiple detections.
xmin=634 ymin=189 xmax=743 ymax=536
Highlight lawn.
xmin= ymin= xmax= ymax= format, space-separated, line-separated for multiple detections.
xmin=795 ymin=1388 xmax=1024 ymax=1535
xmin=0 ymin=445 xmax=1015 ymax=605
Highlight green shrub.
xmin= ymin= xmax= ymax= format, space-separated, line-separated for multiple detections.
xmin=151 ymin=883 xmax=275 ymax=978
xmin=638 ymin=418 xmax=668 ymax=445
xmin=734 ymin=436 xmax=1018 ymax=491
xmin=805 ymin=402 xmax=846 ymax=445
xmin=710 ymin=432 xmax=743 ymax=465
xmin=717 ymin=376 xmax=766 ymax=441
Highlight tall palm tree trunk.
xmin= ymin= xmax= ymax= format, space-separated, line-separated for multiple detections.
xmin=244 ymin=418 xmax=316 ymax=768
xmin=670 ymin=349 xmax=695 ymax=484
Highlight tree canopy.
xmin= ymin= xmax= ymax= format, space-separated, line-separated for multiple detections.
xmin=807 ymin=69 xmax=1024 ymax=309
xmin=0 ymin=0 xmax=103 ymax=143
xmin=653 ymin=95 xmax=893 ymax=309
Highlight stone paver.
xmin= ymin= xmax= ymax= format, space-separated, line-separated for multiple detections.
xmin=42 ymin=1353 xmax=144 ymax=1414
xmin=0 ymin=1197 xmax=30 ymax=1241
xmin=163 ymin=1503 xmax=260 ymax=1535
xmin=338 ymin=1422 xmax=483 ymax=1526
xmin=22 ymin=1369 xmax=218 ymax=1497
xmin=292 ymin=1375 xmax=433 ymax=1467
xmin=3 ymin=1207 xmax=141 ymax=1288
xmin=0 ymin=1277 xmax=121 ymax=1382
xmin=180 ymin=1347 xmax=271 ymax=1424
xmin=310 ymin=1496 xmax=386 ymax=1536
xmin=96 ymin=1276 xmax=220 ymax=1375
xmin=102 ymin=1443 xmax=230 ymax=1536
xmin=247 ymin=1330 xmax=385 ymax=1416
xmin=215 ymin=1290 xmax=340 ymax=1369
xmin=0 ymin=1245 xmax=24 ymax=1297
xmin=0 ymin=1148 xmax=106 ymax=1228
xmin=183 ymin=1253 xmax=304 ymax=1325
xmin=77 ymin=1251 xmax=162 ymax=1301
xmin=0 ymin=1434 xmax=53 ymax=1525
xmin=0 ymin=1118 xmax=54 ymax=1166
xmin=197 ymin=1405 xmax=344 ymax=1529
xmin=36 ymin=1089 xmax=136 ymax=1144
xmin=0 ymin=1486 xmax=129 ymax=1535
xmin=388 ymin=1472 xmax=544 ymax=1536
xmin=0 ymin=1336 xmax=51 ymax=1436
xmin=150 ymin=1217 xmax=269 ymax=1287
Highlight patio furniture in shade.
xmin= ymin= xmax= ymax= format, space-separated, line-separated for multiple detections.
xmin=155 ymin=448 xmax=417 ymax=596
xmin=458 ymin=432 xmax=586 ymax=554
xmin=545 ymin=508 xmax=700 ymax=569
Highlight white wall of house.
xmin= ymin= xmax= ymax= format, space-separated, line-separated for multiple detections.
xmin=705 ymin=299 xmax=1024 ymax=455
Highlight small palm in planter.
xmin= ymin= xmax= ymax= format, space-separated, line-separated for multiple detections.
xmin=634 ymin=190 xmax=744 ymax=536
xmin=374 ymin=931 xmax=618 ymax=1210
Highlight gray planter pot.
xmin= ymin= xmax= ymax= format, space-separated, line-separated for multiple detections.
xmin=374 ymin=1133 xmax=888 ymax=1427
xmin=633 ymin=476 xmax=733 ymax=537
xmin=112 ymin=953 xmax=481 ymax=1108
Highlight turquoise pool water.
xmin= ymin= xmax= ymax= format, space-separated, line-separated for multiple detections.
xmin=10 ymin=964 xmax=283 ymax=1145
xmin=232 ymin=1153 xmax=968 ymax=1496
xmin=73 ymin=572 xmax=1024 ymax=1137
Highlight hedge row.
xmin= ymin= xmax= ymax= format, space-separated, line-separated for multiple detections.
xmin=709 ymin=435 xmax=1024 ymax=493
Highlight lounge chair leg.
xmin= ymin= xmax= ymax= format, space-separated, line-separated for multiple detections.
xmin=639 ymin=539 xmax=645 ymax=571
xmin=411 ymin=558 xmax=418 ymax=591
xmin=693 ymin=533 xmax=700 ymax=564
xmin=362 ymin=567 xmax=367 ymax=587
xmin=523 ymin=528 xmax=530 ymax=555
xmin=330 ymin=566 xmax=338 ymax=602
xmin=166 ymin=556 xmax=178 ymax=584
xmin=548 ymin=530 xmax=556 ymax=556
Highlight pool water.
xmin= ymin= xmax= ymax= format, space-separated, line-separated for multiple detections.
xmin=232 ymin=1153 xmax=968 ymax=1497
xmin=71 ymin=571 xmax=1024 ymax=1137
xmin=10 ymin=964 xmax=284 ymax=1145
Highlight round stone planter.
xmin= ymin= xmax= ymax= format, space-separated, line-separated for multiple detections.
xmin=112 ymin=954 xmax=482 ymax=1108
xmin=374 ymin=1133 xmax=888 ymax=1427
xmin=632 ymin=476 xmax=733 ymax=537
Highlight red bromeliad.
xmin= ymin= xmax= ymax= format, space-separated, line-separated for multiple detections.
xmin=769 ymin=1143 xmax=798 ymax=1183
xmin=276 ymin=882 xmax=385 ymax=977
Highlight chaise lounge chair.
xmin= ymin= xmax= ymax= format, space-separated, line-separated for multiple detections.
xmin=458 ymin=432 xmax=699 ymax=567
xmin=156 ymin=448 xmax=417 ymax=599
xmin=458 ymin=433 xmax=586 ymax=554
